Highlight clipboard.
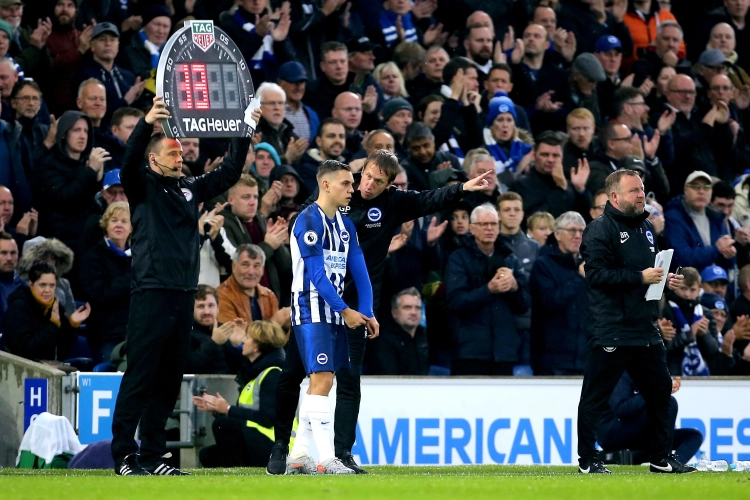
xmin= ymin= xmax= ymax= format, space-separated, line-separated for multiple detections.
xmin=645 ymin=249 xmax=673 ymax=301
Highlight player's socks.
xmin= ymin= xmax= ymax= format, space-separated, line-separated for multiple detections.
xmin=307 ymin=394 xmax=335 ymax=462
xmin=289 ymin=399 xmax=312 ymax=459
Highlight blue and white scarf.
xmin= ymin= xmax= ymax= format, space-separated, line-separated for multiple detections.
xmin=379 ymin=10 xmax=417 ymax=47
xmin=105 ymin=238 xmax=132 ymax=257
xmin=439 ymin=135 xmax=465 ymax=165
xmin=139 ymin=30 xmax=164 ymax=69
xmin=483 ymin=128 xmax=533 ymax=174
xmin=233 ymin=9 xmax=277 ymax=71
xmin=669 ymin=300 xmax=710 ymax=376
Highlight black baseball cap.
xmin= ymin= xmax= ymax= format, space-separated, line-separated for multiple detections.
xmin=92 ymin=22 xmax=120 ymax=39
xmin=346 ymin=36 xmax=380 ymax=54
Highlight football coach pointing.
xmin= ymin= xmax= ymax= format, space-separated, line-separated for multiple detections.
xmin=576 ymin=169 xmax=695 ymax=475
xmin=111 ymin=97 xmax=261 ymax=476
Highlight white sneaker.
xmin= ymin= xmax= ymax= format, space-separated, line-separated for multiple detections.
xmin=286 ymin=455 xmax=318 ymax=475
xmin=319 ymin=457 xmax=356 ymax=475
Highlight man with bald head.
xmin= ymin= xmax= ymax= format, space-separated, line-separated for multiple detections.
xmin=76 ymin=78 xmax=120 ymax=155
xmin=703 ymin=0 xmax=750 ymax=70
xmin=466 ymin=10 xmax=494 ymax=36
xmin=655 ymin=74 xmax=734 ymax=195
xmin=332 ymin=92 xmax=364 ymax=161
xmin=510 ymin=23 xmax=572 ymax=134
xmin=705 ymin=73 xmax=749 ymax=180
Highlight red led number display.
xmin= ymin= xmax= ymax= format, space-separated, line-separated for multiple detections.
xmin=176 ymin=63 xmax=240 ymax=111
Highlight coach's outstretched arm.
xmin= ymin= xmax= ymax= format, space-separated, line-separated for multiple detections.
xmin=194 ymin=108 xmax=261 ymax=202
xmin=395 ymin=170 xmax=494 ymax=222
xmin=119 ymin=98 xmax=167 ymax=203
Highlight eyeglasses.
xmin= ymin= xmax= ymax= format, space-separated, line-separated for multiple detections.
xmin=13 ymin=95 xmax=41 ymax=103
xmin=471 ymin=222 xmax=499 ymax=228
xmin=561 ymin=228 xmax=585 ymax=235
xmin=261 ymin=101 xmax=285 ymax=107
xmin=592 ymin=204 xmax=606 ymax=211
xmin=687 ymin=183 xmax=712 ymax=191
xmin=338 ymin=107 xmax=362 ymax=113
xmin=711 ymin=85 xmax=733 ymax=92
xmin=669 ymin=89 xmax=697 ymax=96
xmin=612 ymin=135 xmax=634 ymax=142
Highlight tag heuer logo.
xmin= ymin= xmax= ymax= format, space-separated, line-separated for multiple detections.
xmin=192 ymin=21 xmax=215 ymax=51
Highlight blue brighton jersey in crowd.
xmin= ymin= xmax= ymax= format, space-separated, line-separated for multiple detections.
xmin=290 ymin=203 xmax=373 ymax=326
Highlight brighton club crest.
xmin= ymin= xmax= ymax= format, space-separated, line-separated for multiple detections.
xmin=191 ymin=20 xmax=215 ymax=52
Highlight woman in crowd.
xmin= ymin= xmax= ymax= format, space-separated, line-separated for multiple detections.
xmin=375 ymin=62 xmax=410 ymax=100
xmin=527 ymin=212 xmax=555 ymax=247
xmin=19 ymin=237 xmax=77 ymax=317
xmin=4 ymin=262 xmax=90 ymax=362
xmin=483 ymin=92 xmax=534 ymax=185
xmin=79 ymin=202 xmax=132 ymax=364
xmin=194 ymin=320 xmax=287 ymax=468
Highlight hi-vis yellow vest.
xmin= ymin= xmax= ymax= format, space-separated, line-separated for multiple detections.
xmin=236 ymin=366 xmax=297 ymax=444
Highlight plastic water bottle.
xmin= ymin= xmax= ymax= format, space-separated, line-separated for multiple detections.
xmin=696 ymin=460 xmax=709 ymax=471
xmin=731 ymin=461 xmax=750 ymax=472
xmin=708 ymin=460 xmax=729 ymax=471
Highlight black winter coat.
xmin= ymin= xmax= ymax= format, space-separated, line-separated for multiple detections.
xmin=3 ymin=286 xmax=77 ymax=361
xmin=529 ymin=241 xmax=588 ymax=373
xmin=78 ymin=239 xmax=131 ymax=346
xmin=371 ymin=322 xmax=429 ymax=375
xmin=185 ymin=321 xmax=244 ymax=375
xmin=445 ymin=237 xmax=530 ymax=363
xmin=226 ymin=348 xmax=286 ymax=428
xmin=510 ymin=166 xmax=590 ymax=219
xmin=581 ymin=202 xmax=661 ymax=346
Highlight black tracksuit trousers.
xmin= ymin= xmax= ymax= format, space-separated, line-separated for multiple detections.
xmin=577 ymin=342 xmax=673 ymax=465
xmin=111 ymin=290 xmax=195 ymax=465
xmin=273 ymin=324 xmax=367 ymax=457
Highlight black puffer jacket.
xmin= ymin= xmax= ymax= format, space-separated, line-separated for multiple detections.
xmin=581 ymin=202 xmax=662 ymax=346
xmin=78 ymin=239 xmax=131 ymax=346
xmin=37 ymin=111 xmax=99 ymax=254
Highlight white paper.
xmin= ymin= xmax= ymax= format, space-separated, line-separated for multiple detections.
xmin=645 ymin=249 xmax=673 ymax=301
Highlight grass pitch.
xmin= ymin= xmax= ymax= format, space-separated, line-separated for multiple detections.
xmin=1 ymin=466 xmax=748 ymax=500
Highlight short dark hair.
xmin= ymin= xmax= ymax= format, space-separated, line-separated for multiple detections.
xmin=534 ymin=131 xmax=564 ymax=151
xmin=146 ymin=132 xmax=167 ymax=155
xmin=599 ymin=122 xmax=628 ymax=150
xmin=416 ymin=94 xmax=444 ymax=121
xmin=711 ymin=180 xmax=736 ymax=201
xmin=391 ymin=286 xmax=422 ymax=309
xmin=317 ymin=117 xmax=346 ymax=138
xmin=405 ymin=122 xmax=434 ymax=146
xmin=489 ymin=63 xmax=512 ymax=79
xmin=112 ymin=107 xmax=144 ymax=128
xmin=442 ymin=57 xmax=473 ymax=86
xmin=28 ymin=262 xmax=57 ymax=283
xmin=604 ymin=169 xmax=641 ymax=197
xmin=498 ymin=192 xmax=523 ymax=206
xmin=316 ymin=159 xmax=351 ymax=182
xmin=11 ymin=79 xmax=41 ymax=99
xmin=466 ymin=23 xmax=491 ymax=39
xmin=393 ymin=41 xmax=426 ymax=69
xmin=364 ymin=149 xmax=400 ymax=182
xmin=681 ymin=267 xmax=701 ymax=287
xmin=195 ymin=284 xmax=219 ymax=303
xmin=0 ymin=231 xmax=13 ymax=241
xmin=613 ymin=87 xmax=644 ymax=117
xmin=321 ymin=41 xmax=347 ymax=60
xmin=594 ymin=188 xmax=607 ymax=199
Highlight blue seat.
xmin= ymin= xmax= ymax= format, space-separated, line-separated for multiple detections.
xmin=428 ymin=365 xmax=451 ymax=376
xmin=93 ymin=362 xmax=115 ymax=372
xmin=69 ymin=336 xmax=92 ymax=359
xmin=63 ymin=357 xmax=94 ymax=371
xmin=513 ymin=365 xmax=534 ymax=377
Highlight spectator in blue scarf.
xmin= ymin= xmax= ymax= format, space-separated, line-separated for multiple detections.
xmin=483 ymin=91 xmax=534 ymax=186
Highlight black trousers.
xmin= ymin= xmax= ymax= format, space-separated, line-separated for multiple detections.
xmin=111 ymin=290 xmax=194 ymax=465
xmin=273 ymin=324 xmax=367 ymax=457
xmin=600 ymin=397 xmax=704 ymax=465
xmin=577 ymin=343 xmax=673 ymax=465
xmin=199 ymin=416 xmax=274 ymax=467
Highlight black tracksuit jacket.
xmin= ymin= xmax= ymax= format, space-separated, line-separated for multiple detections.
xmin=120 ymin=118 xmax=250 ymax=292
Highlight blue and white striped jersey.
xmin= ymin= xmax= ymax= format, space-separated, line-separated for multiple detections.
xmin=290 ymin=203 xmax=363 ymax=326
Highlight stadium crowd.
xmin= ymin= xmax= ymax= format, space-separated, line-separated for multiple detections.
xmin=1 ymin=0 xmax=750 ymax=380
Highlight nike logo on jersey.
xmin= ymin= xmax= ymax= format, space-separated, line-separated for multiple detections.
xmin=620 ymin=232 xmax=629 ymax=244
xmin=651 ymin=463 xmax=673 ymax=472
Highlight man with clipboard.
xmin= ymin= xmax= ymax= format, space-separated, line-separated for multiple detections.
xmin=576 ymin=169 xmax=695 ymax=475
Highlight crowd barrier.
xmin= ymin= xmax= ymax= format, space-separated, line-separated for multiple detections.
xmin=2 ymin=350 xmax=749 ymax=468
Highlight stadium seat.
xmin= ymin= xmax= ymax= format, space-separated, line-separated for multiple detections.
xmin=69 ymin=337 xmax=92 ymax=359
xmin=63 ymin=358 xmax=94 ymax=372
xmin=428 ymin=365 xmax=451 ymax=376
xmin=513 ymin=365 xmax=534 ymax=377
xmin=93 ymin=362 xmax=115 ymax=372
